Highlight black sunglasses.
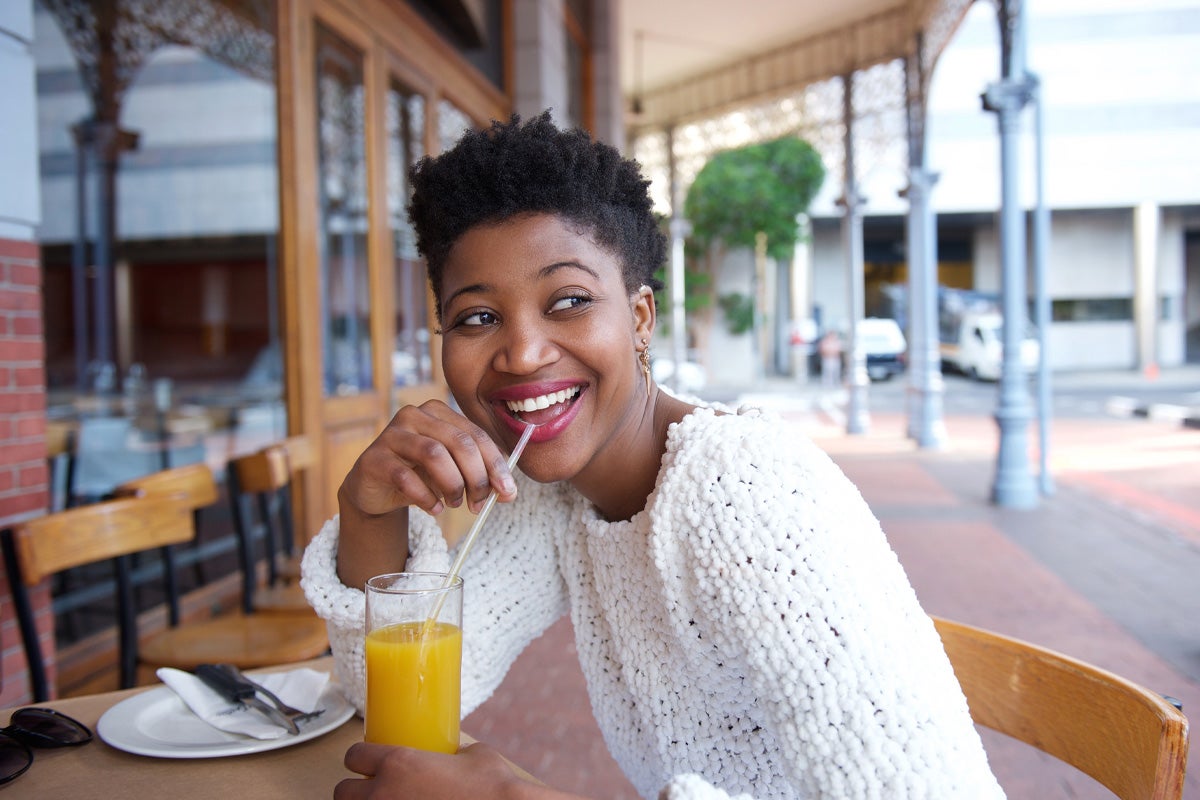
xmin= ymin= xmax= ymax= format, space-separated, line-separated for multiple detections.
xmin=0 ymin=707 xmax=93 ymax=785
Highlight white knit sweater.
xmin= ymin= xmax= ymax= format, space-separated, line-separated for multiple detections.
xmin=301 ymin=406 xmax=1005 ymax=800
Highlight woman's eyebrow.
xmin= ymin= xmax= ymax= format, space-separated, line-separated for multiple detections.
xmin=540 ymin=260 xmax=600 ymax=280
xmin=443 ymin=282 xmax=491 ymax=309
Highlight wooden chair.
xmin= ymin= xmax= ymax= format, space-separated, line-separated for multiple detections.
xmin=2 ymin=482 xmax=328 ymax=702
xmin=226 ymin=437 xmax=314 ymax=614
xmin=933 ymin=616 xmax=1189 ymax=800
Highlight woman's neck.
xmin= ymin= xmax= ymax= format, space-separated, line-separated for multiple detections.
xmin=570 ymin=387 xmax=694 ymax=522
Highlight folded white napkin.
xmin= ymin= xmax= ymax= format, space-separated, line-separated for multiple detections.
xmin=157 ymin=667 xmax=331 ymax=740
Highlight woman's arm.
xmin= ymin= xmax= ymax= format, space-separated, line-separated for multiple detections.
xmin=656 ymin=417 xmax=1005 ymax=799
xmin=334 ymin=742 xmax=592 ymax=800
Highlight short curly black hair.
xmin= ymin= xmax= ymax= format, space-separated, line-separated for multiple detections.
xmin=408 ymin=111 xmax=667 ymax=320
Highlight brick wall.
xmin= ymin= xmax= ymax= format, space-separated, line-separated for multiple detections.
xmin=0 ymin=236 xmax=52 ymax=707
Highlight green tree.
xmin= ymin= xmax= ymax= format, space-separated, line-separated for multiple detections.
xmin=682 ymin=136 xmax=824 ymax=351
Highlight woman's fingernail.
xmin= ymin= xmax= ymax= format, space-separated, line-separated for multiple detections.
xmin=500 ymin=475 xmax=517 ymax=494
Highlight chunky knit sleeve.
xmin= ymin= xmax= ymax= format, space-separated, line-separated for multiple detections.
xmin=300 ymin=474 xmax=571 ymax=717
xmin=652 ymin=412 xmax=1005 ymax=799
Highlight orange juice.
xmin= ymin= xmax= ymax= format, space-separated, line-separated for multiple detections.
xmin=364 ymin=620 xmax=463 ymax=752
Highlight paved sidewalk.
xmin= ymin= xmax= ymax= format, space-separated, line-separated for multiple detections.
xmin=465 ymin=400 xmax=1200 ymax=799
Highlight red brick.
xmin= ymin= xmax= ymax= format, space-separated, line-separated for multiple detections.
xmin=0 ymin=339 xmax=43 ymax=361
xmin=0 ymin=396 xmax=44 ymax=415
xmin=0 ymin=238 xmax=40 ymax=261
xmin=13 ymin=366 xmax=45 ymax=389
xmin=0 ymin=490 xmax=48 ymax=520
xmin=0 ymin=441 xmax=45 ymax=464
xmin=13 ymin=415 xmax=44 ymax=438
xmin=7 ymin=262 xmax=41 ymax=288
xmin=18 ymin=463 xmax=47 ymax=489
xmin=11 ymin=314 xmax=42 ymax=336
xmin=0 ymin=291 xmax=40 ymax=312
xmin=0 ymin=471 xmax=13 ymax=493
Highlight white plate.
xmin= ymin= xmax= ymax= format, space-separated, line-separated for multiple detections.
xmin=97 ymin=681 xmax=356 ymax=758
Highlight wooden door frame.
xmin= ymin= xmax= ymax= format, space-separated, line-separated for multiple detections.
xmin=276 ymin=0 xmax=510 ymax=541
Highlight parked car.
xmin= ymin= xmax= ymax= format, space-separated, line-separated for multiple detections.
xmin=859 ymin=317 xmax=907 ymax=381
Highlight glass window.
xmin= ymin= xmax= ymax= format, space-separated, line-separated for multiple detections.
xmin=1051 ymin=298 xmax=1134 ymax=322
xmin=387 ymin=80 xmax=430 ymax=390
xmin=437 ymin=99 xmax=474 ymax=153
xmin=33 ymin=0 xmax=284 ymax=657
xmin=315 ymin=24 xmax=372 ymax=396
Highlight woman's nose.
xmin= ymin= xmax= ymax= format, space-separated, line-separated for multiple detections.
xmin=492 ymin=323 xmax=559 ymax=374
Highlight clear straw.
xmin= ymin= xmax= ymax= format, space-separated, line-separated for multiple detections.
xmin=441 ymin=422 xmax=535 ymax=588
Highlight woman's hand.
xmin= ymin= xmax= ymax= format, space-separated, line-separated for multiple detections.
xmin=334 ymin=741 xmax=583 ymax=800
xmin=342 ymin=400 xmax=517 ymax=520
xmin=334 ymin=400 xmax=518 ymax=590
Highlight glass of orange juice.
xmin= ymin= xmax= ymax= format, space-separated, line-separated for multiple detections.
xmin=364 ymin=572 xmax=463 ymax=753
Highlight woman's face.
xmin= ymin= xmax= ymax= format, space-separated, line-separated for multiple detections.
xmin=438 ymin=213 xmax=654 ymax=483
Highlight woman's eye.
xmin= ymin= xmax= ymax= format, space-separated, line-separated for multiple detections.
xmin=456 ymin=310 xmax=498 ymax=327
xmin=549 ymin=295 xmax=590 ymax=313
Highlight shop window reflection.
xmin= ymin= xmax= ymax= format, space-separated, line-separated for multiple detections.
xmin=387 ymin=80 xmax=430 ymax=393
xmin=315 ymin=23 xmax=372 ymax=397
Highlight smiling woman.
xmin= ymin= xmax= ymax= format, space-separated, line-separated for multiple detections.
xmin=301 ymin=113 xmax=1007 ymax=800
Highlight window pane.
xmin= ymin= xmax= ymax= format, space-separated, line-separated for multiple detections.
xmin=315 ymin=23 xmax=372 ymax=396
xmin=387 ymin=80 xmax=430 ymax=390
xmin=437 ymin=99 xmax=474 ymax=152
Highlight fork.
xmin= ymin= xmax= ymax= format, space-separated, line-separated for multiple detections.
xmin=214 ymin=663 xmax=325 ymax=723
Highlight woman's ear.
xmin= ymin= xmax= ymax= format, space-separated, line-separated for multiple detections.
xmin=633 ymin=285 xmax=656 ymax=342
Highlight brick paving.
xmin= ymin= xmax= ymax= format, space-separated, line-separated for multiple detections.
xmin=465 ymin=403 xmax=1200 ymax=799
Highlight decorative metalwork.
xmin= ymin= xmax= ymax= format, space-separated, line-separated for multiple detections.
xmin=919 ymin=0 xmax=978 ymax=83
xmin=632 ymin=59 xmax=908 ymax=218
xmin=39 ymin=0 xmax=274 ymax=112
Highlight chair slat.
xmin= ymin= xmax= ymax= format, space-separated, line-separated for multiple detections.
xmin=933 ymin=616 xmax=1189 ymax=800
xmin=12 ymin=496 xmax=193 ymax=584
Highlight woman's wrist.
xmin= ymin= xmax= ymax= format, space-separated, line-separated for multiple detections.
xmin=334 ymin=488 xmax=410 ymax=589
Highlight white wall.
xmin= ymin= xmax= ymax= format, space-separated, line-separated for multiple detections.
xmin=927 ymin=0 xmax=1200 ymax=213
xmin=0 ymin=2 xmax=39 ymax=240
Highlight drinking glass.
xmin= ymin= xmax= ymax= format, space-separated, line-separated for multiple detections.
xmin=364 ymin=572 xmax=463 ymax=753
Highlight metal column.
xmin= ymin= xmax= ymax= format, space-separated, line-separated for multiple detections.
xmin=841 ymin=72 xmax=870 ymax=435
xmin=983 ymin=0 xmax=1038 ymax=508
xmin=905 ymin=166 xmax=947 ymax=448
xmin=666 ymin=126 xmax=690 ymax=392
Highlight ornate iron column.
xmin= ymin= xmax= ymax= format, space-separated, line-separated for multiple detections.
xmin=982 ymin=0 xmax=1038 ymax=508
xmin=903 ymin=41 xmax=947 ymax=449
xmin=840 ymin=71 xmax=870 ymax=435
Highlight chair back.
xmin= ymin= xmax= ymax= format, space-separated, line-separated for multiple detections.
xmin=227 ymin=437 xmax=311 ymax=613
xmin=2 ymin=496 xmax=195 ymax=700
xmin=933 ymin=616 xmax=1189 ymax=800
xmin=114 ymin=462 xmax=220 ymax=510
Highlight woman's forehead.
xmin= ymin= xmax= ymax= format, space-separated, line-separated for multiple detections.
xmin=442 ymin=216 xmax=623 ymax=286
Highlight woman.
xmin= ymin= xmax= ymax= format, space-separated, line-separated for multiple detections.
xmin=302 ymin=112 xmax=1004 ymax=800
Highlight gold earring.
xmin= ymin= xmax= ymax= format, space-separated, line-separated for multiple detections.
xmin=638 ymin=339 xmax=652 ymax=392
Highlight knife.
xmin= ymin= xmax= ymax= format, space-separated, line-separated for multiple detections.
xmin=194 ymin=663 xmax=300 ymax=735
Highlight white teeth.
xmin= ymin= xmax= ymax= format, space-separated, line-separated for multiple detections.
xmin=505 ymin=386 xmax=580 ymax=414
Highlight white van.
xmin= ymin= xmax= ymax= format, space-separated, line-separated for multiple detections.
xmin=940 ymin=312 xmax=1038 ymax=381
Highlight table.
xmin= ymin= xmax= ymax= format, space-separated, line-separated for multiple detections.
xmin=1 ymin=657 xmax=523 ymax=798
